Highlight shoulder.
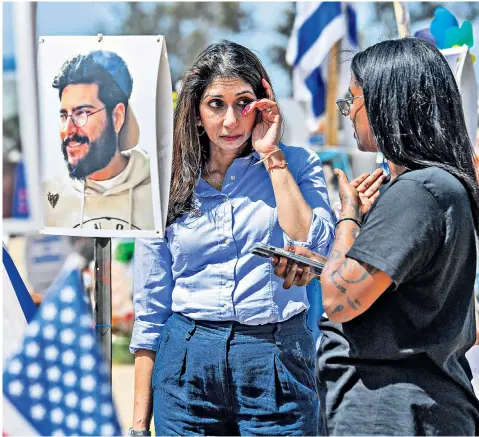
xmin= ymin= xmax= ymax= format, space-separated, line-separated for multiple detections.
xmin=280 ymin=143 xmax=318 ymax=162
xmin=43 ymin=173 xmax=74 ymax=196
xmin=279 ymin=143 xmax=322 ymax=175
xmin=395 ymin=167 xmax=469 ymax=206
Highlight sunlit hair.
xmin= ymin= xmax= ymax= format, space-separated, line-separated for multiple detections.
xmin=351 ymin=37 xmax=479 ymax=232
xmin=168 ymin=40 xmax=275 ymax=226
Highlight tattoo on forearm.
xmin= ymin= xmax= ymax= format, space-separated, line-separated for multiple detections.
xmin=351 ymin=227 xmax=360 ymax=239
xmin=346 ymin=297 xmax=361 ymax=311
xmin=332 ymin=305 xmax=344 ymax=314
xmin=328 ymin=249 xmax=342 ymax=262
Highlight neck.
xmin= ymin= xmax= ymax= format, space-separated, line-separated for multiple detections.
xmin=207 ymin=141 xmax=250 ymax=174
xmin=88 ymin=151 xmax=128 ymax=181
xmin=387 ymin=161 xmax=408 ymax=181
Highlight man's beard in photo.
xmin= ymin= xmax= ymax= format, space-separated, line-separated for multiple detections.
xmin=61 ymin=117 xmax=118 ymax=181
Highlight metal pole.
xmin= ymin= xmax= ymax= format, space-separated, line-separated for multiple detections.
xmin=325 ymin=40 xmax=341 ymax=146
xmin=94 ymin=237 xmax=112 ymax=383
xmin=393 ymin=2 xmax=411 ymax=38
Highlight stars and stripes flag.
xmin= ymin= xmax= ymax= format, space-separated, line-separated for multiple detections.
xmin=3 ymin=254 xmax=122 ymax=436
xmin=286 ymin=2 xmax=358 ymax=131
xmin=3 ymin=245 xmax=37 ymax=364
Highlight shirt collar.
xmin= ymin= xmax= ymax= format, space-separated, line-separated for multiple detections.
xmin=196 ymin=151 xmax=260 ymax=197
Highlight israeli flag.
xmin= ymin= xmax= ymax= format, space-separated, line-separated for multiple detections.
xmin=3 ymin=244 xmax=37 ymax=364
xmin=286 ymin=2 xmax=358 ymax=131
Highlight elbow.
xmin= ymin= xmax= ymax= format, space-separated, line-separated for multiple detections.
xmin=321 ymin=279 xmax=354 ymax=324
xmin=323 ymin=299 xmax=344 ymax=323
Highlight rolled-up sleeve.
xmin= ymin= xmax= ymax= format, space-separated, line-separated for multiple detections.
xmin=282 ymin=147 xmax=336 ymax=256
xmin=129 ymin=237 xmax=174 ymax=354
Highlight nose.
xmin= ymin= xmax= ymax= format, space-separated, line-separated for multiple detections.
xmin=223 ymin=106 xmax=239 ymax=129
xmin=62 ymin=116 xmax=78 ymax=138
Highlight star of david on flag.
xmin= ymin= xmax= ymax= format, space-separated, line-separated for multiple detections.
xmin=3 ymin=254 xmax=122 ymax=436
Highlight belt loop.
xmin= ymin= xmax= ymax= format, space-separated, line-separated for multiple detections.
xmin=273 ymin=323 xmax=282 ymax=346
xmin=184 ymin=319 xmax=196 ymax=341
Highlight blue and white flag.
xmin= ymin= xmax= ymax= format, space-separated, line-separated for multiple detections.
xmin=3 ymin=244 xmax=37 ymax=364
xmin=286 ymin=2 xmax=358 ymax=131
xmin=3 ymin=254 xmax=122 ymax=436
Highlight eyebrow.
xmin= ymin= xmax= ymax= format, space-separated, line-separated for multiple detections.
xmin=203 ymin=90 xmax=255 ymax=100
xmin=59 ymin=104 xmax=97 ymax=113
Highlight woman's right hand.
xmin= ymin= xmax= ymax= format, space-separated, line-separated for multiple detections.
xmin=272 ymin=246 xmax=326 ymax=289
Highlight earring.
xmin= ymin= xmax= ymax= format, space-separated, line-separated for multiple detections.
xmin=197 ymin=126 xmax=206 ymax=137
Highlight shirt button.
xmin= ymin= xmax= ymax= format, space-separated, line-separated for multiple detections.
xmin=230 ymin=176 xmax=236 ymax=181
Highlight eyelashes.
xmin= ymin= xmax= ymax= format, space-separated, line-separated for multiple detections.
xmin=207 ymin=98 xmax=254 ymax=110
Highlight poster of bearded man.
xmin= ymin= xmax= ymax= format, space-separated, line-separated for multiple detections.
xmin=38 ymin=36 xmax=173 ymax=238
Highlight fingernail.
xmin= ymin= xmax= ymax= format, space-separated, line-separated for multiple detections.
xmin=241 ymin=104 xmax=250 ymax=115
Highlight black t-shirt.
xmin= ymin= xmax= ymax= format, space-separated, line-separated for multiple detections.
xmin=318 ymin=167 xmax=479 ymax=436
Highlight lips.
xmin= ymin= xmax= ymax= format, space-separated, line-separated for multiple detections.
xmin=66 ymin=142 xmax=84 ymax=149
xmin=221 ymin=135 xmax=242 ymax=142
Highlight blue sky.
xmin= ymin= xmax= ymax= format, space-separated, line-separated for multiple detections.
xmin=3 ymin=2 xmax=479 ymax=97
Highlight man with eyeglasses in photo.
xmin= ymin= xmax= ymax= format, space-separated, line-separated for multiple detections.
xmin=43 ymin=50 xmax=154 ymax=231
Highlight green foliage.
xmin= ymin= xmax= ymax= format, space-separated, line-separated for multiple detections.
xmin=120 ymin=2 xmax=253 ymax=83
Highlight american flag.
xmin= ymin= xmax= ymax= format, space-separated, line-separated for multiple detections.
xmin=3 ymin=255 xmax=122 ymax=436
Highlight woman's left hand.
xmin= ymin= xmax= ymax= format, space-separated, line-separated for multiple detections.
xmin=243 ymin=78 xmax=281 ymax=157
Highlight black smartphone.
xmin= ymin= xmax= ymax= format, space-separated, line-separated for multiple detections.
xmin=250 ymin=243 xmax=324 ymax=276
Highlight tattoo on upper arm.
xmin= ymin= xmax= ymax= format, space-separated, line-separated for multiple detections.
xmin=330 ymin=274 xmax=347 ymax=293
xmin=336 ymin=259 xmax=379 ymax=284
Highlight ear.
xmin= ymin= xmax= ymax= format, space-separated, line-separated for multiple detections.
xmin=196 ymin=118 xmax=202 ymax=127
xmin=112 ymin=103 xmax=126 ymax=134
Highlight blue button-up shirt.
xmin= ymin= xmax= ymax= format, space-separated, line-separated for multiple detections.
xmin=130 ymin=144 xmax=335 ymax=353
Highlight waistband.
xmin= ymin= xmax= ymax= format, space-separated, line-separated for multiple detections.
xmin=169 ymin=311 xmax=308 ymax=340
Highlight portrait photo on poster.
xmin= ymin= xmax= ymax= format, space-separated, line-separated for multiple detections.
xmin=38 ymin=35 xmax=173 ymax=238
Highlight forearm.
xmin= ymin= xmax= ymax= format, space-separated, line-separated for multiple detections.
xmin=321 ymin=221 xmax=359 ymax=285
xmin=132 ymin=349 xmax=156 ymax=430
xmin=267 ymin=151 xmax=313 ymax=241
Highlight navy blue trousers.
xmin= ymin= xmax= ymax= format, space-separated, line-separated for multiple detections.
xmin=152 ymin=312 xmax=319 ymax=436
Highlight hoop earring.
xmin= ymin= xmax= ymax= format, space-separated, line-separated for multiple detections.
xmin=198 ymin=126 xmax=206 ymax=137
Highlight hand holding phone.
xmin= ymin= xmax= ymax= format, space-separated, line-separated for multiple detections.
xmin=250 ymin=243 xmax=325 ymax=276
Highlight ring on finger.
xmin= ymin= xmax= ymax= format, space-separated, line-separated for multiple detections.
xmin=265 ymin=107 xmax=272 ymax=113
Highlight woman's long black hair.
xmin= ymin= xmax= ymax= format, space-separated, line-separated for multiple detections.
xmin=168 ymin=40 xmax=275 ymax=226
xmin=351 ymin=37 xmax=479 ymax=233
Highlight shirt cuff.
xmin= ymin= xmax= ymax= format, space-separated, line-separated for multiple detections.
xmin=129 ymin=319 xmax=167 ymax=354
xmin=283 ymin=210 xmax=335 ymax=256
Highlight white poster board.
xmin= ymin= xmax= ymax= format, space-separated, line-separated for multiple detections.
xmin=38 ymin=35 xmax=173 ymax=238
xmin=441 ymin=45 xmax=478 ymax=147
xmin=3 ymin=3 xmax=43 ymax=234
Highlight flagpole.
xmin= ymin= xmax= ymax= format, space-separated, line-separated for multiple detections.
xmin=325 ymin=40 xmax=341 ymax=146
xmin=94 ymin=237 xmax=112 ymax=384
xmin=393 ymin=2 xmax=411 ymax=38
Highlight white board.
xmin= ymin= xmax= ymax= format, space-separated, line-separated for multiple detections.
xmin=38 ymin=35 xmax=173 ymax=238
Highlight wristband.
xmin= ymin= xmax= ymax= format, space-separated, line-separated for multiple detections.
xmin=335 ymin=217 xmax=362 ymax=228
xmin=267 ymin=161 xmax=288 ymax=172
xmin=128 ymin=428 xmax=151 ymax=436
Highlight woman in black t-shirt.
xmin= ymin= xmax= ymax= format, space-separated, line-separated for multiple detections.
xmin=273 ymin=38 xmax=479 ymax=435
